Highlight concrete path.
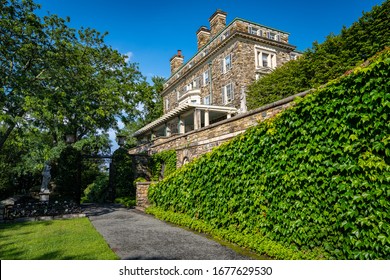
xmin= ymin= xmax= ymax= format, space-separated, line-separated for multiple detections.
xmin=83 ymin=204 xmax=252 ymax=260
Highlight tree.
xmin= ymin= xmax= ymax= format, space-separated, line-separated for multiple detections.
xmin=121 ymin=75 xmax=165 ymax=146
xmin=137 ymin=76 xmax=165 ymax=126
xmin=1 ymin=0 xmax=143 ymax=150
xmin=0 ymin=0 xmax=146 ymax=198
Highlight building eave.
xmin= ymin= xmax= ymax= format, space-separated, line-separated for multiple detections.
xmin=133 ymin=104 xmax=238 ymax=137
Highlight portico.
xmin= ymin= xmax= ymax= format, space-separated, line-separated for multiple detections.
xmin=133 ymin=102 xmax=237 ymax=143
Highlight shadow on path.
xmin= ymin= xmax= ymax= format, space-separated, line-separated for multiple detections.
xmin=83 ymin=204 xmax=254 ymax=260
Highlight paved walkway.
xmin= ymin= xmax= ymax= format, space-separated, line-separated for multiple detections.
xmin=83 ymin=204 xmax=252 ymax=260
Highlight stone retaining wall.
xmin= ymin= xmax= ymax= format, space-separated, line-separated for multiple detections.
xmin=136 ymin=182 xmax=157 ymax=211
xmin=130 ymin=90 xmax=311 ymax=168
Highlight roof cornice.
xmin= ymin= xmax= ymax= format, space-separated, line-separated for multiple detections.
xmin=163 ymin=18 xmax=293 ymax=89
xmin=162 ymin=30 xmax=296 ymax=95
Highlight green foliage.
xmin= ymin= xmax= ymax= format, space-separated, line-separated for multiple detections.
xmin=81 ymin=174 xmax=109 ymax=203
xmin=149 ymin=50 xmax=390 ymax=259
xmin=1 ymin=0 xmax=144 ymax=150
xmin=112 ymin=148 xmax=134 ymax=198
xmin=114 ymin=197 xmax=136 ymax=208
xmin=52 ymin=146 xmax=82 ymax=203
xmin=0 ymin=0 xmax=145 ymax=199
xmin=247 ymin=0 xmax=390 ymax=109
xmin=150 ymin=150 xmax=177 ymax=181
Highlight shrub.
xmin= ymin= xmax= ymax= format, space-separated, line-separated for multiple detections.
xmin=81 ymin=174 xmax=109 ymax=203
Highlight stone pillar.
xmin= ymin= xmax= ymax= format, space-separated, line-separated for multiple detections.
xmin=178 ymin=116 xmax=185 ymax=134
xmin=194 ymin=109 xmax=201 ymax=130
xmin=204 ymin=109 xmax=210 ymax=127
xmin=136 ymin=181 xmax=157 ymax=211
xmin=165 ymin=123 xmax=171 ymax=137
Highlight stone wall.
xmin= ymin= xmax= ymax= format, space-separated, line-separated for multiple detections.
xmin=135 ymin=181 xmax=156 ymax=211
xmin=130 ymin=154 xmax=151 ymax=181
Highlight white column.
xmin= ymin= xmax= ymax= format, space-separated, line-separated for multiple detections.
xmin=227 ymin=113 xmax=232 ymax=119
xmin=204 ymin=109 xmax=210 ymax=127
xmin=165 ymin=123 xmax=171 ymax=137
xmin=194 ymin=109 xmax=201 ymax=130
xmin=194 ymin=110 xmax=198 ymax=130
xmin=178 ymin=116 xmax=185 ymax=134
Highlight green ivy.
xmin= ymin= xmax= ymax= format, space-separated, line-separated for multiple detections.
xmin=149 ymin=49 xmax=390 ymax=259
xmin=150 ymin=150 xmax=176 ymax=181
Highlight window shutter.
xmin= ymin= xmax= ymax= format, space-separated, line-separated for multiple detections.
xmin=221 ymin=58 xmax=224 ymax=73
xmin=230 ymin=53 xmax=233 ymax=70
xmin=231 ymin=83 xmax=234 ymax=101
xmin=222 ymin=86 xmax=225 ymax=104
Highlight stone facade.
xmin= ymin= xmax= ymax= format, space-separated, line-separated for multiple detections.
xmin=161 ymin=14 xmax=299 ymax=114
xmin=133 ymin=10 xmax=302 ymax=166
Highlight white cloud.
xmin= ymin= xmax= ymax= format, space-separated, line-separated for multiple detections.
xmin=124 ymin=51 xmax=133 ymax=63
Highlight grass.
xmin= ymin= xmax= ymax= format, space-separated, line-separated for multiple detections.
xmin=0 ymin=218 xmax=119 ymax=260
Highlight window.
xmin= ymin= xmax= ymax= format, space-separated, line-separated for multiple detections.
xmin=256 ymin=50 xmax=276 ymax=69
xmin=222 ymin=83 xmax=234 ymax=104
xmin=249 ymin=26 xmax=261 ymax=36
xmin=204 ymin=95 xmax=211 ymax=105
xmin=222 ymin=30 xmax=230 ymax=39
xmin=267 ymin=32 xmax=279 ymax=41
xmin=165 ymin=99 xmax=169 ymax=110
xmin=203 ymin=70 xmax=210 ymax=85
xmin=290 ymin=53 xmax=297 ymax=60
xmin=222 ymin=54 xmax=232 ymax=73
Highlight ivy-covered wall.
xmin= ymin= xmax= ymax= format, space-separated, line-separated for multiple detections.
xmin=150 ymin=150 xmax=177 ymax=181
xmin=149 ymin=49 xmax=390 ymax=259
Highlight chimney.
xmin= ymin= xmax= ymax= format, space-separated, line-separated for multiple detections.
xmin=196 ymin=26 xmax=211 ymax=50
xmin=209 ymin=9 xmax=227 ymax=38
xmin=170 ymin=50 xmax=184 ymax=74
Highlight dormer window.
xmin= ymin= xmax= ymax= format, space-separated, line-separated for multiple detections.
xmin=249 ymin=26 xmax=261 ymax=36
xmin=267 ymin=32 xmax=279 ymax=41
xmin=222 ymin=30 xmax=230 ymax=40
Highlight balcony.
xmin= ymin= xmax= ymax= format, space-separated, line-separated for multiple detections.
xmin=178 ymin=89 xmax=201 ymax=105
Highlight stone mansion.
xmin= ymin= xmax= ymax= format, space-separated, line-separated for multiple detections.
xmin=131 ymin=10 xmax=301 ymax=164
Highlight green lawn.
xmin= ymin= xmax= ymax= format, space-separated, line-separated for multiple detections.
xmin=0 ymin=218 xmax=119 ymax=260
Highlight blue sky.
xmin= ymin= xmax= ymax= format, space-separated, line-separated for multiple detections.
xmin=36 ymin=0 xmax=385 ymax=82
